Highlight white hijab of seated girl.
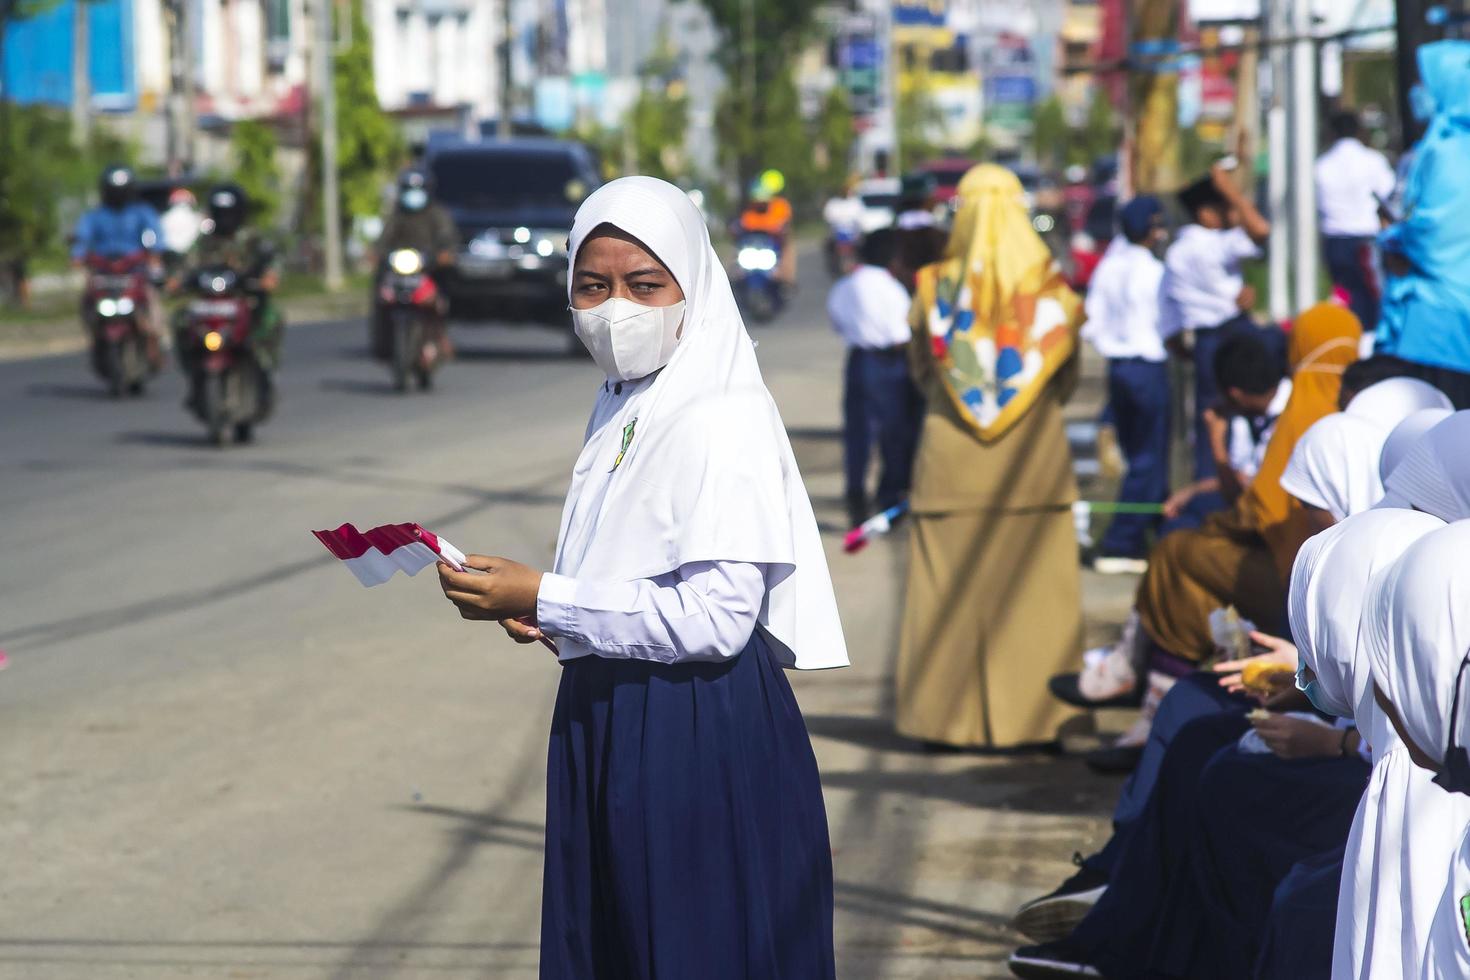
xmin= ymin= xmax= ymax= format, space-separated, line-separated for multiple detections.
xmin=554 ymin=176 xmax=849 ymax=670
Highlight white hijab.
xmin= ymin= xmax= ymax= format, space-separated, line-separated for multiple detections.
xmin=552 ymin=176 xmax=849 ymax=670
xmin=1290 ymin=508 xmax=1448 ymax=730
xmin=1279 ymin=378 xmax=1452 ymax=520
xmin=1366 ymin=521 xmax=1470 ymax=764
xmin=1379 ymin=407 xmax=1453 ymax=482
xmin=1378 ymin=410 xmax=1470 ymax=520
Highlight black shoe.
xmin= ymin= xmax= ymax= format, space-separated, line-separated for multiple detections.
xmin=1048 ymin=672 xmax=1142 ymax=710
xmin=1084 ymin=743 xmax=1144 ymax=775
xmin=1011 ymin=853 xmax=1108 ymax=943
xmin=1008 ymin=940 xmax=1102 ymax=978
xmin=845 ymin=494 xmax=870 ymax=529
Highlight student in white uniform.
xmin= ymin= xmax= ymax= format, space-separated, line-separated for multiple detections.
xmin=826 ymin=227 xmax=921 ymax=526
xmin=1315 ymin=110 xmax=1396 ymax=332
xmin=1160 ymin=163 xmax=1274 ymax=485
xmin=435 ymin=176 xmax=849 ymax=979
xmin=1082 ymin=195 xmax=1170 ymax=571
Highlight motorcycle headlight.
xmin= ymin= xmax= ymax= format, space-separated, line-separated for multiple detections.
xmin=97 ymin=298 xmax=118 ymax=317
xmin=115 ymin=296 xmax=135 ymax=316
xmin=1033 ymin=213 xmax=1056 ymax=234
xmin=389 ymin=249 xmax=424 ymax=276
xmin=535 ymin=238 xmax=555 ymax=258
xmin=737 ymin=247 xmax=779 ymax=272
xmin=203 ymin=331 xmax=224 ymax=352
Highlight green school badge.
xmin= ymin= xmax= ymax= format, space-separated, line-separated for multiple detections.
xmin=611 ymin=418 xmax=637 ymax=472
xmin=1461 ymin=893 xmax=1470 ymax=948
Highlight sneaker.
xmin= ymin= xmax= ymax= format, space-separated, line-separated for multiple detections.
xmin=1008 ymin=940 xmax=1103 ymax=978
xmin=1011 ymin=854 xmax=1108 ymax=942
xmin=1091 ymin=555 xmax=1149 ymax=575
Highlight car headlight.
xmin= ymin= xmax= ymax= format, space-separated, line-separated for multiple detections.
xmin=115 ymin=296 xmax=135 ymax=316
xmin=535 ymin=238 xmax=555 ymax=258
xmin=203 ymin=331 xmax=224 ymax=352
xmin=1033 ymin=213 xmax=1056 ymax=234
xmin=97 ymin=298 xmax=118 ymax=317
xmin=737 ymin=247 xmax=779 ymax=272
xmin=389 ymin=249 xmax=424 ymax=276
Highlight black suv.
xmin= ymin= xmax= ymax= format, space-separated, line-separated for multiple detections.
xmin=427 ymin=138 xmax=601 ymax=322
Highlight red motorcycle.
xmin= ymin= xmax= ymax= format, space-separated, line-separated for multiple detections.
xmin=83 ymin=252 xmax=154 ymax=397
xmin=378 ymin=248 xmax=444 ymax=392
xmin=180 ymin=264 xmax=270 ymax=446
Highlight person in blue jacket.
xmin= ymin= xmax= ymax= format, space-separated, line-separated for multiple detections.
xmin=72 ymin=165 xmax=166 ymax=365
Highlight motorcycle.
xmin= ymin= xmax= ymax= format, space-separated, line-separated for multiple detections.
xmin=84 ymin=252 xmax=155 ymax=397
xmin=824 ymin=228 xmax=860 ymax=279
xmin=377 ymin=248 xmax=443 ymax=392
xmin=734 ymin=232 xmax=785 ymax=324
xmin=179 ymin=264 xmax=271 ymax=446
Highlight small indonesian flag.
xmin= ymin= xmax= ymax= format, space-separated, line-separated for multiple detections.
xmin=312 ymin=522 xmax=467 ymax=587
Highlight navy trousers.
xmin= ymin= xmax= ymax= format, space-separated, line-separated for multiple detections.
xmin=1098 ymin=358 xmax=1171 ymax=558
xmin=843 ymin=347 xmax=919 ymax=512
xmin=1323 ymin=235 xmax=1380 ymax=331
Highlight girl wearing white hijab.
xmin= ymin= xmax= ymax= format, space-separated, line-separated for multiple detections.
xmin=435 ymin=177 xmax=848 ymax=978
xmin=1289 ymin=507 xmax=1460 ymax=979
xmin=1365 ymin=522 xmax=1470 ymax=978
xmin=1279 ymin=377 xmax=1451 ymax=525
xmin=1377 ymin=409 xmax=1470 ymax=517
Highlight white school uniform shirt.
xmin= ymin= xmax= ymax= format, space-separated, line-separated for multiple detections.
xmin=822 ymin=195 xmax=865 ymax=236
xmin=1158 ymin=224 xmax=1261 ymax=337
xmin=536 ymin=176 xmax=849 ymax=670
xmin=826 ymin=264 xmax=914 ymax=350
xmin=1315 ymin=138 xmax=1397 ymax=238
xmin=1227 ymin=379 xmax=1292 ymax=480
xmin=1082 ymin=238 xmax=1168 ymax=362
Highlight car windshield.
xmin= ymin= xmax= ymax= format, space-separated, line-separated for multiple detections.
xmin=930 ymin=168 xmax=966 ymax=188
xmin=431 ymin=150 xmax=583 ymax=210
xmin=861 ymin=193 xmax=899 ymax=211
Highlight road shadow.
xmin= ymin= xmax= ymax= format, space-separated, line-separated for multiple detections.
xmin=25 ymin=382 xmax=112 ymax=402
xmin=318 ymin=377 xmax=399 ymax=397
xmin=452 ymin=345 xmax=573 ymax=363
xmin=114 ymin=430 xmax=217 ymax=449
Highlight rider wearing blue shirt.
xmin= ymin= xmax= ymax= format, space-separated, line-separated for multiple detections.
xmin=73 ymin=166 xmax=166 ymax=363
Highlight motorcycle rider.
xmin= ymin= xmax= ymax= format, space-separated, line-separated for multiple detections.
xmin=72 ymin=165 xmax=166 ymax=366
xmin=172 ymin=183 xmax=283 ymax=414
xmin=371 ymin=168 xmax=457 ymax=360
xmin=737 ymin=169 xmax=796 ymax=286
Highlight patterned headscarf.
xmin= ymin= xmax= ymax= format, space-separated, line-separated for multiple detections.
xmin=913 ymin=164 xmax=1082 ymax=442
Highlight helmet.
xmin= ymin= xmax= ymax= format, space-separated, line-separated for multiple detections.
xmin=99 ymin=165 xmax=136 ymax=210
xmin=397 ymin=168 xmax=431 ymax=212
xmin=167 ymin=187 xmax=196 ymax=208
xmin=758 ymin=169 xmax=786 ymax=196
xmin=206 ymin=183 xmax=248 ymax=237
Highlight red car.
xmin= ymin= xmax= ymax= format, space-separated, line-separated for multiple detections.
xmin=915 ymin=157 xmax=975 ymax=209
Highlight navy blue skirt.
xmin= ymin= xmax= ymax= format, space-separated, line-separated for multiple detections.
xmin=540 ymin=631 xmax=836 ymax=979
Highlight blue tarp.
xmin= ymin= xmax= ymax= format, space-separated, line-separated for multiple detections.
xmin=0 ymin=0 xmax=135 ymax=109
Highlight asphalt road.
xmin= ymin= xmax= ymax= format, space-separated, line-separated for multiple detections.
xmin=0 ymin=262 xmax=1117 ymax=978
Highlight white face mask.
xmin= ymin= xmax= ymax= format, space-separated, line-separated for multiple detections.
xmin=571 ymin=296 xmax=686 ymax=382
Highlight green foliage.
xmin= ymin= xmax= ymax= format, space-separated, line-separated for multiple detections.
xmin=0 ymin=105 xmax=132 ymax=271
xmin=1031 ymin=95 xmax=1068 ymax=171
xmin=1080 ymin=89 xmax=1118 ymax=165
xmin=333 ymin=0 xmax=402 ymax=219
xmin=898 ymin=70 xmax=947 ymax=171
xmin=629 ymin=84 xmax=690 ymax=183
xmin=231 ymin=119 xmax=281 ymax=228
xmin=813 ymin=86 xmax=857 ymax=195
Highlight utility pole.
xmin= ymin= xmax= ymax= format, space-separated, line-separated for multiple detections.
xmin=1289 ymin=0 xmax=1318 ymax=313
xmin=882 ymin=0 xmax=897 ymax=176
xmin=315 ymin=0 xmax=343 ymax=290
xmin=499 ymin=0 xmax=513 ymax=137
xmin=622 ymin=0 xmax=638 ymax=173
xmin=1266 ymin=0 xmax=1290 ymax=320
xmin=70 ymin=0 xmax=91 ymax=149
xmin=1128 ymin=0 xmax=1181 ymax=193
xmin=1394 ymin=0 xmax=1438 ymax=148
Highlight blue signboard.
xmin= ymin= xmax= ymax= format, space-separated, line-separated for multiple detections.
xmin=841 ymin=38 xmax=881 ymax=71
xmin=893 ymin=2 xmax=947 ymax=28
xmin=986 ymin=74 xmax=1037 ymax=105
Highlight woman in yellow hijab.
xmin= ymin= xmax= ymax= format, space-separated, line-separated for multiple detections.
xmin=896 ymin=164 xmax=1086 ymax=749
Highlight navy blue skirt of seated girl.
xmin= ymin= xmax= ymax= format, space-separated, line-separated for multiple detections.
xmin=540 ymin=630 xmax=836 ymax=980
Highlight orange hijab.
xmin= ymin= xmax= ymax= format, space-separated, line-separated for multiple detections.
xmin=1243 ymin=302 xmax=1363 ymax=578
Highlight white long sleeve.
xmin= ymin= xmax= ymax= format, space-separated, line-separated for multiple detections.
xmin=535 ymin=560 xmax=768 ymax=664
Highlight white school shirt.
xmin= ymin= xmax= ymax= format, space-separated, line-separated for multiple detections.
xmin=1315 ymin=138 xmax=1397 ymax=238
xmin=1227 ymin=378 xmax=1292 ymax=479
xmin=1158 ymin=224 xmax=1261 ymax=336
xmin=826 ymin=264 xmax=915 ymax=350
xmin=535 ymin=373 xmax=771 ymax=665
xmin=1082 ymin=238 xmax=1168 ymax=362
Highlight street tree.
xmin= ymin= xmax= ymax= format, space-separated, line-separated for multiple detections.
xmin=1031 ymin=94 xmax=1068 ymax=172
xmin=232 ymin=119 xmax=282 ymax=229
xmin=814 ymin=86 xmax=857 ymax=195
xmin=332 ymin=0 xmax=401 ymax=222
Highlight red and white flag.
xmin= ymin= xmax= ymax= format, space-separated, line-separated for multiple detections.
xmin=312 ymin=522 xmax=468 ymax=587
